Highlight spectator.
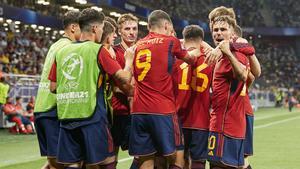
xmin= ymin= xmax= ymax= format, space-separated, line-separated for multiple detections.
xmin=2 ymin=97 xmax=33 ymax=134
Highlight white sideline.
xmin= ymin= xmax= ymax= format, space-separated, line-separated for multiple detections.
xmin=254 ymin=115 xmax=300 ymax=129
xmin=255 ymin=111 xmax=297 ymax=120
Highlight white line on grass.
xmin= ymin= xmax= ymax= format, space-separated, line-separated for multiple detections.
xmin=118 ymin=157 xmax=134 ymax=162
xmin=117 ymin=115 xmax=300 ymax=164
xmin=254 ymin=115 xmax=300 ymax=129
xmin=255 ymin=111 xmax=298 ymax=120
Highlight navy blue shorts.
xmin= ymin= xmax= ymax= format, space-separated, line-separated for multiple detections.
xmin=111 ymin=114 xmax=131 ymax=150
xmin=244 ymin=115 xmax=254 ymax=156
xmin=183 ymin=129 xmax=208 ymax=161
xmin=34 ymin=110 xmax=60 ymax=157
xmin=207 ymin=132 xmax=244 ymax=168
xmin=57 ymin=119 xmax=114 ymax=165
xmin=129 ymin=113 xmax=182 ymax=156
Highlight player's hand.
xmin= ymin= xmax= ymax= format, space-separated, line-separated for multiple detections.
xmin=205 ymin=48 xmax=222 ymax=64
xmin=219 ymin=40 xmax=231 ymax=56
xmin=188 ymin=48 xmax=201 ymax=57
xmin=124 ymin=45 xmax=136 ymax=64
xmin=124 ymin=45 xmax=136 ymax=71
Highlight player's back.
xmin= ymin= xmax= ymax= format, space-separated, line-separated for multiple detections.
xmin=174 ymin=55 xmax=213 ymax=129
xmin=132 ymin=32 xmax=187 ymax=114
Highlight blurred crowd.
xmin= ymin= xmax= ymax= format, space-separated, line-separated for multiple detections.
xmin=0 ymin=26 xmax=55 ymax=75
xmin=129 ymin=0 xmax=299 ymax=28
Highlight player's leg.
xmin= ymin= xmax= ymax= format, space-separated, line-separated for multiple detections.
xmin=35 ymin=113 xmax=63 ymax=169
xmin=207 ymin=132 xmax=244 ymax=169
xmin=56 ymin=126 xmax=84 ymax=169
xmin=129 ymin=114 xmax=157 ymax=169
xmin=151 ymin=113 xmax=183 ymax=169
xmin=189 ymin=130 xmax=209 ymax=169
xmin=80 ymin=119 xmax=115 ymax=169
xmin=244 ymin=115 xmax=254 ymax=169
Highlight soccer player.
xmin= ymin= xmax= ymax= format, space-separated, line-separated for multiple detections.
xmin=34 ymin=10 xmax=81 ymax=169
xmin=233 ymin=25 xmax=259 ymax=169
xmin=207 ymin=15 xmax=251 ymax=169
xmin=129 ymin=10 xmax=200 ymax=169
xmin=111 ymin=13 xmax=138 ymax=165
xmin=173 ymin=25 xmax=214 ymax=169
xmin=48 ymin=8 xmax=132 ymax=169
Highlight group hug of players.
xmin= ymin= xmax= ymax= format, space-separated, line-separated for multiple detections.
xmin=33 ymin=5 xmax=261 ymax=169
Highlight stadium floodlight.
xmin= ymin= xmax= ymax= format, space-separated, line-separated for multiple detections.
xmin=31 ymin=24 xmax=37 ymax=29
xmin=15 ymin=21 xmax=21 ymax=24
xmin=6 ymin=19 xmax=12 ymax=23
xmin=53 ymin=30 xmax=58 ymax=34
xmin=59 ymin=30 xmax=64 ymax=34
xmin=4 ymin=28 xmax=8 ymax=31
xmin=61 ymin=5 xmax=69 ymax=9
xmin=91 ymin=6 xmax=102 ymax=11
xmin=15 ymin=25 xmax=19 ymax=28
xmin=3 ymin=23 xmax=8 ymax=26
xmin=38 ymin=25 xmax=44 ymax=30
xmin=0 ymin=17 xmax=3 ymax=22
xmin=110 ymin=12 xmax=121 ymax=17
xmin=35 ymin=29 xmax=40 ymax=32
xmin=43 ymin=2 xmax=50 ymax=5
xmin=75 ymin=0 xmax=87 ymax=4
xmin=45 ymin=27 xmax=51 ymax=31
xmin=16 ymin=29 xmax=20 ymax=33
xmin=138 ymin=21 xmax=148 ymax=26
xmin=52 ymin=36 xmax=56 ymax=39
xmin=37 ymin=0 xmax=44 ymax=4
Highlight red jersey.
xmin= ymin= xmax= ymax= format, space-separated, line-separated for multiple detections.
xmin=210 ymin=51 xmax=249 ymax=139
xmin=111 ymin=44 xmax=130 ymax=115
xmin=232 ymin=42 xmax=256 ymax=116
xmin=132 ymin=32 xmax=188 ymax=114
xmin=173 ymin=54 xmax=213 ymax=130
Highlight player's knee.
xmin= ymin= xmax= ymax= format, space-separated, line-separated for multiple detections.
xmin=47 ymin=157 xmax=64 ymax=169
xmin=138 ymin=155 xmax=155 ymax=169
xmin=102 ymin=156 xmax=116 ymax=165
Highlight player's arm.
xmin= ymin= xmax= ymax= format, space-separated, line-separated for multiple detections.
xmin=48 ymin=62 xmax=57 ymax=94
xmin=173 ymin=38 xmax=199 ymax=65
xmin=249 ymin=55 xmax=261 ymax=77
xmin=219 ymin=40 xmax=248 ymax=82
xmin=202 ymin=41 xmax=222 ymax=64
xmin=100 ymin=48 xmax=133 ymax=96
xmin=233 ymin=38 xmax=261 ymax=77
xmin=247 ymin=71 xmax=255 ymax=87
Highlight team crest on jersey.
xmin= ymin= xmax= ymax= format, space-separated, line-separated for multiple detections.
xmin=62 ymin=53 xmax=83 ymax=89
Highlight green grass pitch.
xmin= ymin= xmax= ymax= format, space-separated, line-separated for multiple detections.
xmin=0 ymin=107 xmax=299 ymax=169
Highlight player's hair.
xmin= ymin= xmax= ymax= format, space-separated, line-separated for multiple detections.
xmin=211 ymin=15 xmax=236 ymax=29
xmin=62 ymin=11 xmax=80 ymax=29
xmin=117 ymin=13 xmax=138 ymax=29
xmin=105 ymin=16 xmax=117 ymax=29
xmin=16 ymin=96 xmax=21 ymax=101
xmin=148 ymin=10 xmax=172 ymax=29
xmin=79 ymin=8 xmax=105 ymax=32
xmin=100 ymin=21 xmax=115 ymax=44
xmin=234 ymin=25 xmax=243 ymax=37
xmin=208 ymin=6 xmax=236 ymax=22
xmin=182 ymin=25 xmax=204 ymax=42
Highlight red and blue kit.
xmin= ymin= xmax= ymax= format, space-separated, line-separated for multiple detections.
xmin=209 ymin=51 xmax=249 ymax=139
xmin=173 ymin=52 xmax=213 ymax=130
xmin=112 ymin=44 xmax=130 ymax=115
xmin=132 ymin=32 xmax=187 ymax=114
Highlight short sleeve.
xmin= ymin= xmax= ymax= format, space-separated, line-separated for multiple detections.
xmin=48 ymin=61 xmax=57 ymax=82
xmin=98 ymin=47 xmax=122 ymax=76
xmin=171 ymin=37 xmax=188 ymax=59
